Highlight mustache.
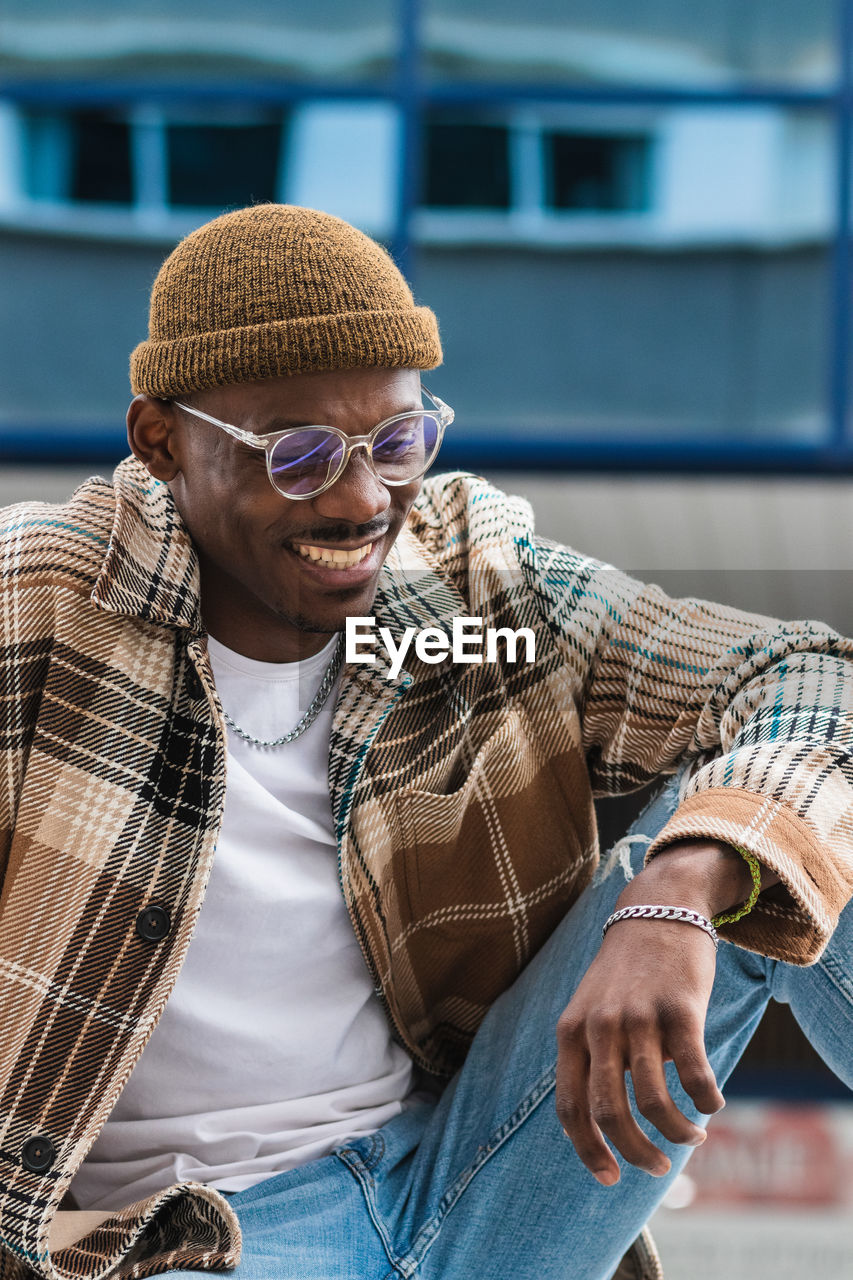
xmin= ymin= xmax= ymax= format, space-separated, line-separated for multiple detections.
xmin=287 ymin=519 xmax=391 ymax=544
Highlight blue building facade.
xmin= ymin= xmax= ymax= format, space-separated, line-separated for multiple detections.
xmin=0 ymin=0 xmax=850 ymax=471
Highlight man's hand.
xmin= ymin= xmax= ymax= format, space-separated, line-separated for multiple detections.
xmin=555 ymin=839 xmax=770 ymax=1185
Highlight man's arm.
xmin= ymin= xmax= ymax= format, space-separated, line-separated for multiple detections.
xmin=523 ymin=531 xmax=853 ymax=963
xmin=556 ymin=839 xmax=780 ymax=1184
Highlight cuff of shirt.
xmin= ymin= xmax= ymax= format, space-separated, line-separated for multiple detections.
xmin=645 ymin=785 xmax=847 ymax=963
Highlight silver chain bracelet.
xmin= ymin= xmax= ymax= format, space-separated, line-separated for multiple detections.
xmin=601 ymin=904 xmax=719 ymax=950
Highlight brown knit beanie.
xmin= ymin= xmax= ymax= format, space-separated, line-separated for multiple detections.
xmin=130 ymin=204 xmax=442 ymax=397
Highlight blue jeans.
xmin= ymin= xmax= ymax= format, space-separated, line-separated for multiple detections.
xmin=167 ymin=777 xmax=853 ymax=1279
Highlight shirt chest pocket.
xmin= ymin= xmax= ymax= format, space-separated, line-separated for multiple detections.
xmin=392 ymin=707 xmax=589 ymax=937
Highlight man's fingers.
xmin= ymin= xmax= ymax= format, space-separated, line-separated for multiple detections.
xmin=586 ymin=1045 xmax=672 ymax=1176
xmin=557 ymin=1020 xmax=674 ymax=1182
xmin=667 ymin=1024 xmax=725 ymax=1116
xmin=559 ymin=1106 xmax=621 ymax=1187
xmin=555 ymin=1033 xmax=621 ymax=1185
xmin=629 ymin=1038 xmax=708 ymax=1147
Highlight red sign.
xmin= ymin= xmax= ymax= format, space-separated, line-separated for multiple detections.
xmin=684 ymin=1105 xmax=852 ymax=1208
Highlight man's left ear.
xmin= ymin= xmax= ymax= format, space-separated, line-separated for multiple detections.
xmin=127 ymin=395 xmax=181 ymax=481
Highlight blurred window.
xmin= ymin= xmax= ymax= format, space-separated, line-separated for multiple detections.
xmin=546 ymin=132 xmax=650 ymax=212
xmin=71 ymin=112 xmax=133 ymax=204
xmin=21 ymin=107 xmax=287 ymax=212
xmin=417 ymin=106 xmax=833 ymax=241
xmin=421 ymin=114 xmax=655 ymax=218
xmin=167 ymin=122 xmax=283 ymax=208
xmin=24 ymin=108 xmax=133 ymax=204
xmin=423 ymin=122 xmax=511 ymax=209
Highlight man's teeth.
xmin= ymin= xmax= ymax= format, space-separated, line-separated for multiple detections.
xmin=294 ymin=542 xmax=373 ymax=567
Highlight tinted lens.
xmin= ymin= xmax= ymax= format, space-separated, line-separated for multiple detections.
xmin=371 ymin=413 xmax=440 ymax=482
xmin=269 ymin=430 xmax=344 ymax=496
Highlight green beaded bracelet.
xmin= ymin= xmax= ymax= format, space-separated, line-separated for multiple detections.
xmin=711 ymin=845 xmax=762 ymax=928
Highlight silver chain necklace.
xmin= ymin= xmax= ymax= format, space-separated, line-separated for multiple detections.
xmin=221 ymin=634 xmax=344 ymax=749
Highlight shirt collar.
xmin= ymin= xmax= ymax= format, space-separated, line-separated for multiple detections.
xmin=90 ymin=456 xmax=204 ymax=632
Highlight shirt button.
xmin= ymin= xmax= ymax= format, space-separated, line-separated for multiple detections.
xmin=21 ymin=1136 xmax=55 ymax=1173
xmin=135 ymin=905 xmax=171 ymax=943
xmin=185 ymin=668 xmax=204 ymax=700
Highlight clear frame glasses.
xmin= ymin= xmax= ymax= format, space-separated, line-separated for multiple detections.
xmin=173 ymin=384 xmax=454 ymax=500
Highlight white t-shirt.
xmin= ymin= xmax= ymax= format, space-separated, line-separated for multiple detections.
xmin=71 ymin=634 xmax=414 ymax=1211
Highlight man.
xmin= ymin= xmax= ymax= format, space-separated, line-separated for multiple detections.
xmin=0 ymin=203 xmax=851 ymax=1280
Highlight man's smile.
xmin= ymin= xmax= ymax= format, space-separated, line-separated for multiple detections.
xmin=279 ymin=531 xmax=390 ymax=587
xmin=292 ymin=540 xmax=375 ymax=568
xmin=282 ymin=514 xmax=394 ymax=579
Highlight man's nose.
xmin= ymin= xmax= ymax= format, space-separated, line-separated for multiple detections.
xmin=310 ymin=444 xmax=391 ymax=525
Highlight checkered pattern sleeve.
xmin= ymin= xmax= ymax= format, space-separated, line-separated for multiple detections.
xmin=527 ymin=533 xmax=853 ymax=962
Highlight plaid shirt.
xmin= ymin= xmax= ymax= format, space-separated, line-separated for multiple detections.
xmin=1 ymin=457 xmax=852 ymax=1280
